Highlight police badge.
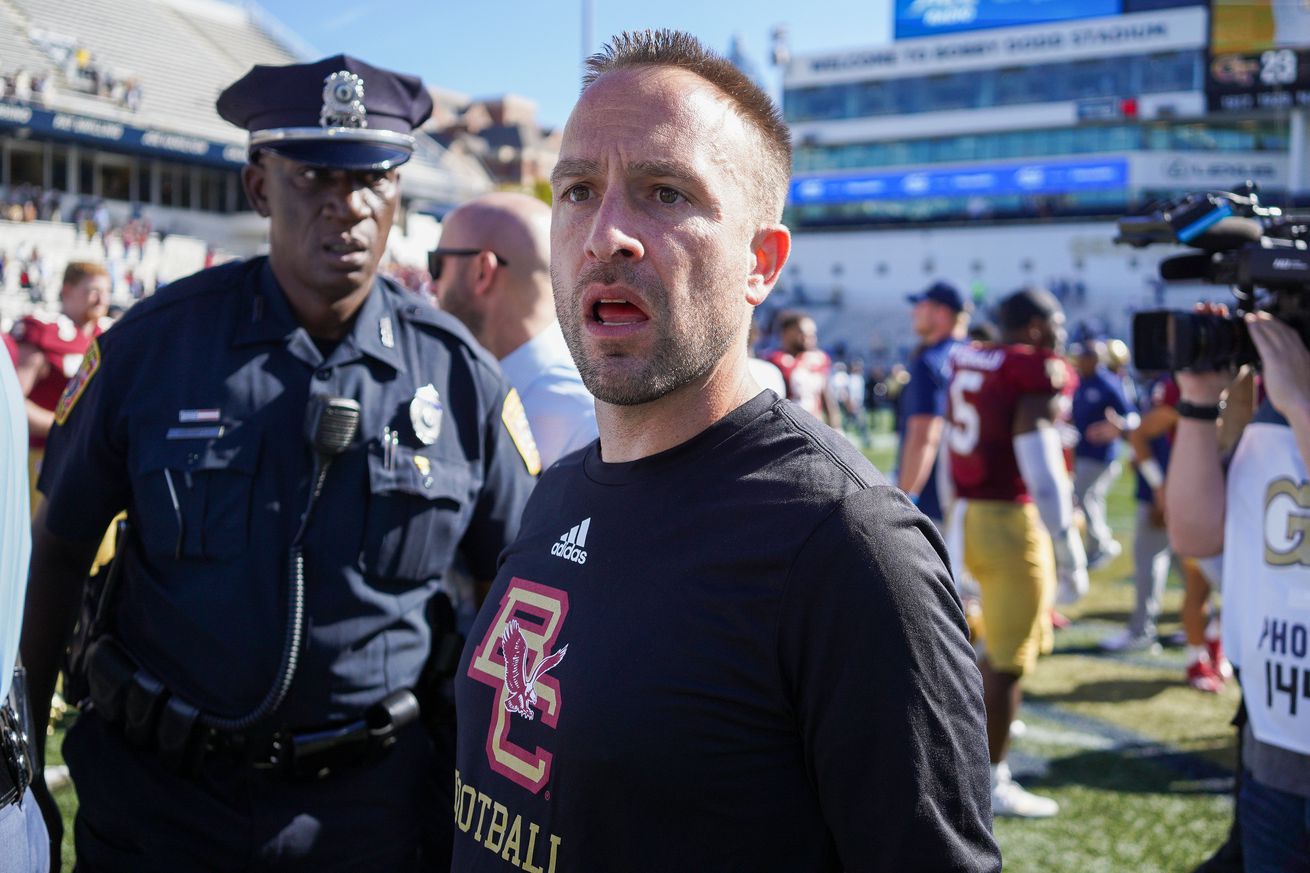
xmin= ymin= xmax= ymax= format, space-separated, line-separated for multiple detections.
xmin=409 ymin=384 xmax=443 ymax=445
xmin=321 ymin=70 xmax=368 ymax=129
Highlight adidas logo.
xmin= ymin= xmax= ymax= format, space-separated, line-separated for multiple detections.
xmin=550 ymin=518 xmax=590 ymax=565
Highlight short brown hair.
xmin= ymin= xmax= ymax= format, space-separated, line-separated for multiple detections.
xmin=583 ymin=29 xmax=792 ymax=222
xmin=776 ymin=310 xmax=813 ymax=333
xmin=62 ymin=261 xmax=108 ymax=289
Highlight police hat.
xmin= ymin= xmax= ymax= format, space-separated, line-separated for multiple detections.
xmin=217 ymin=55 xmax=434 ymax=170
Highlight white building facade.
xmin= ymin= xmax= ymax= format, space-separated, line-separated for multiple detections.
xmin=778 ymin=1 xmax=1292 ymax=353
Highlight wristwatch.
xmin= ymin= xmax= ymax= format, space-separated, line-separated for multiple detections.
xmin=1176 ymin=399 xmax=1224 ymax=420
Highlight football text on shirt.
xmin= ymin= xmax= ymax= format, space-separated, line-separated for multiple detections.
xmin=455 ymin=768 xmax=563 ymax=873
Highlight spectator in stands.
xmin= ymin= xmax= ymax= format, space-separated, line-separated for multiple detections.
xmin=92 ymin=201 xmax=110 ymax=240
xmin=431 ymin=190 xmax=597 ymax=469
xmin=1070 ymin=340 xmax=1137 ymax=568
xmin=19 ymin=249 xmax=44 ymax=302
xmin=12 ymin=70 xmax=31 ymax=104
xmin=37 ymin=190 xmax=59 ymax=222
xmin=381 ymin=258 xmax=427 ymax=294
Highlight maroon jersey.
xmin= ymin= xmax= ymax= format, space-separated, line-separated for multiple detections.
xmin=11 ymin=313 xmax=109 ymax=449
xmin=766 ymin=348 xmax=831 ymax=419
xmin=946 ymin=342 xmax=1076 ymax=502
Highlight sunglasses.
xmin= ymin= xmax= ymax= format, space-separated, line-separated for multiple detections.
xmin=427 ymin=248 xmax=509 ymax=280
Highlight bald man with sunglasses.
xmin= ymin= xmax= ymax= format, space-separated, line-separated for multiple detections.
xmin=431 ymin=192 xmax=597 ymax=470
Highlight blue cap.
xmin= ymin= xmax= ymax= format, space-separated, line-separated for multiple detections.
xmin=217 ymin=55 xmax=433 ymax=170
xmin=906 ymin=280 xmax=966 ymax=313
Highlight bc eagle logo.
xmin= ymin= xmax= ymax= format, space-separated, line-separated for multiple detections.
xmin=499 ymin=619 xmax=568 ymax=720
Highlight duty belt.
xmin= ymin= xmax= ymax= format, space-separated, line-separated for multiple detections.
xmin=1 ymin=668 xmax=35 ymax=808
xmin=84 ymin=635 xmax=420 ymax=779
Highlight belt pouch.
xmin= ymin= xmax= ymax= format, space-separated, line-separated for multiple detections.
xmin=288 ymin=722 xmax=370 ymax=780
xmin=85 ymin=636 xmax=137 ymax=725
xmin=123 ymin=671 xmax=167 ymax=749
xmin=156 ymin=695 xmax=205 ymax=775
xmin=368 ymin=688 xmax=420 ymax=754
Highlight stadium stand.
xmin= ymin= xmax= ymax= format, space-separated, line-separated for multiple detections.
xmin=6 ymin=0 xmax=295 ymax=141
xmin=0 ymin=0 xmax=495 ymax=329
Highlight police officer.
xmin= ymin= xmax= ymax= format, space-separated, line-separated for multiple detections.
xmin=20 ymin=55 xmax=535 ymax=871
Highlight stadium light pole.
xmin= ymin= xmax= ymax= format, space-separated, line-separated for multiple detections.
xmin=1291 ymin=108 xmax=1308 ymax=198
xmin=581 ymin=0 xmax=594 ymax=74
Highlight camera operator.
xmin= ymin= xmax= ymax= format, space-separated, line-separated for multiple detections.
xmin=1166 ymin=308 xmax=1310 ymax=871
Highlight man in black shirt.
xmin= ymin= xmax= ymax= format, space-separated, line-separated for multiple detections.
xmin=452 ymin=29 xmax=1000 ymax=872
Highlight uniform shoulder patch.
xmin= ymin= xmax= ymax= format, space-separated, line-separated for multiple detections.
xmin=501 ymin=388 xmax=541 ymax=476
xmin=55 ymin=338 xmax=100 ymax=425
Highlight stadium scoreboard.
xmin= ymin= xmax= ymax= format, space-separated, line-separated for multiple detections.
xmin=1208 ymin=0 xmax=1310 ymax=112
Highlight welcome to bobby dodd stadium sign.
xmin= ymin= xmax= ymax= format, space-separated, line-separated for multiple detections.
xmin=0 ymin=100 xmax=244 ymax=168
xmin=789 ymin=6 xmax=1205 ymax=86
xmin=789 ymin=157 xmax=1129 ymax=205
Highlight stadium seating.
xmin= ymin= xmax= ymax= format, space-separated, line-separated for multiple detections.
xmin=5 ymin=0 xmax=296 ymax=141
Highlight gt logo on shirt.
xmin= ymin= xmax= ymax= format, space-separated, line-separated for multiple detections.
xmin=468 ymin=579 xmax=570 ymax=793
xmin=1264 ymin=477 xmax=1310 ymax=568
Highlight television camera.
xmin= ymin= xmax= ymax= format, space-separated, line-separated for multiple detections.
xmin=1117 ymin=184 xmax=1310 ymax=371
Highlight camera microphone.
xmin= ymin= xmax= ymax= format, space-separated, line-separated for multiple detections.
xmin=1189 ymin=216 xmax=1264 ymax=251
xmin=1159 ymin=253 xmax=1215 ymax=282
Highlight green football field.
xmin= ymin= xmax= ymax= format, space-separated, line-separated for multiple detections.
xmin=40 ymin=439 xmax=1238 ymax=871
xmin=863 ymin=441 xmax=1239 ymax=873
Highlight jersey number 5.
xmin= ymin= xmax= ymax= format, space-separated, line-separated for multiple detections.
xmin=948 ymin=370 xmax=984 ymax=456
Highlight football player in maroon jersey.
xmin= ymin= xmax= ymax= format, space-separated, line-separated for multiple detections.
xmin=946 ymin=287 xmax=1087 ymax=818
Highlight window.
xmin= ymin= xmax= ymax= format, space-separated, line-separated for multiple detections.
xmin=1141 ymin=51 xmax=1200 ymax=93
xmin=97 ymin=161 xmax=131 ymax=201
xmin=795 ymin=121 xmax=1286 ymax=175
xmin=9 ymin=146 xmax=43 ymax=187
xmin=783 ymin=50 xmax=1205 ymax=120
xmin=136 ymin=164 xmax=152 ymax=203
xmin=992 ymin=66 xmax=1051 ymax=106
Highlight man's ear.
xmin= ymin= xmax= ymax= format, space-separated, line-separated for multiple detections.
xmin=472 ymin=250 xmax=500 ymax=297
xmin=242 ymin=160 xmax=271 ymax=219
xmin=746 ymin=225 xmax=791 ymax=307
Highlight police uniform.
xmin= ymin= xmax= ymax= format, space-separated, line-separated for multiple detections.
xmin=37 ymin=56 xmax=536 ymax=871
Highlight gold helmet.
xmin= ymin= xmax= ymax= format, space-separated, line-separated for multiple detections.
xmin=1104 ymin=338 xmax=1130 ymax=371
